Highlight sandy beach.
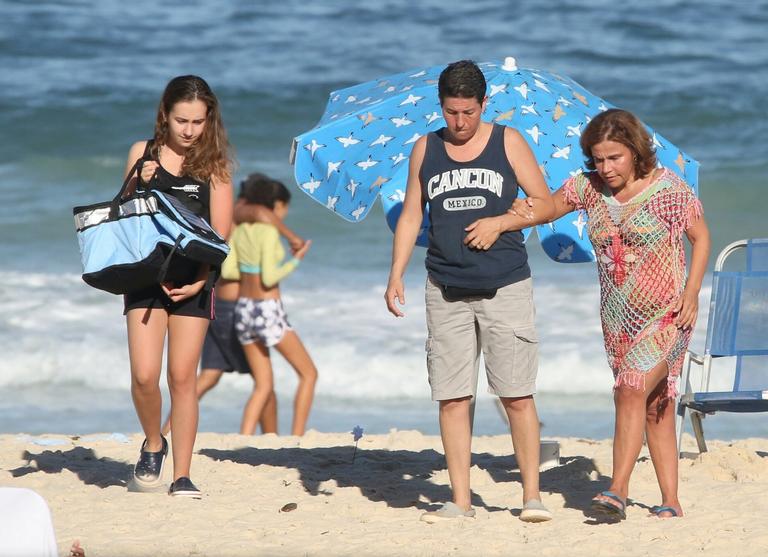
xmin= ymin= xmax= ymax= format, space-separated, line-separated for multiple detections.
xmin=2 ymin=431 xmax=766 ymax=556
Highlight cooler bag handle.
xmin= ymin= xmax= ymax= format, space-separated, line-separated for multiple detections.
xmin=108 ymin=159 xmax=144 ymax=219
xmin=157 ymin=233 xmax=185 ymax=284
xmin=109 ymin=140 xmax=157 ymax=218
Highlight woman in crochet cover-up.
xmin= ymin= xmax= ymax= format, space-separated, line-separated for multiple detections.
xmin=513 ymin=109 xmax=710 ymax=520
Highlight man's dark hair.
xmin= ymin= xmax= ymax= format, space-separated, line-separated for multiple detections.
xmin=438 ymin=60 xmax=486 ymax=105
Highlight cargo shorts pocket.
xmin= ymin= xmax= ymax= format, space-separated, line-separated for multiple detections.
xmin=511 ymin=325 xmax=539 ymax=384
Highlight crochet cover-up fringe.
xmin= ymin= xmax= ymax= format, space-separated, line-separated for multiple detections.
xmin=614 ymin=371 xmax=680 ymax=400
xmin=614 ymin=370 xmax=647 ymax=392
xmin=673 ymin=196 xmax=703 ymax=244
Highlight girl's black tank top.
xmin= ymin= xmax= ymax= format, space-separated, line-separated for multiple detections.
xmin=141 ymin=140 xmax=211 ymax=221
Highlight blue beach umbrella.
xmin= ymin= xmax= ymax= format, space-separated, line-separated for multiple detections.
xmin=291 ymin=57 xmax=699 ymax=262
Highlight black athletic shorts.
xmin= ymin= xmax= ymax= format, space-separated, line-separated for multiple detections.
xmin=123 ymin=283 xmax=214 ymax=319
xmin=201 ymin=299 xmax=251 ymax=373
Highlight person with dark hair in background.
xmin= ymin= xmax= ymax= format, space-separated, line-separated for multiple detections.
xmin=231 ymin=174 xmax=318 ymax=436
xmin=385 ymin=60 xmax=555 ymax=523
xmin=161 ymin=173 xmax=306 ymax=437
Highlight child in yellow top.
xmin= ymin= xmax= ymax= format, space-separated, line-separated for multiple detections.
xmin=232 ymin=176 xmax=317 ymax=436
xmin=161 ymin=173 xmax=305 ymax=437
xmin=227 ymin=222 xmax=300 ymax=287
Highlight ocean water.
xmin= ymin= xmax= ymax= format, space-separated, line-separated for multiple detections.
xmin=1 ymin=0 xmax=766 ymax=440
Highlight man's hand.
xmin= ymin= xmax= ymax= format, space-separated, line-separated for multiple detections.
xmin=385 ymin=276 xmax=406 ymax=317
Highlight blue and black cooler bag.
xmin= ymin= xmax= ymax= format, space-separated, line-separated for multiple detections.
xmin=73 ymin=161 xmax=229 ymax=295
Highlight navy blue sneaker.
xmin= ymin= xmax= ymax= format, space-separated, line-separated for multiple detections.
xmin=169 ymin=476 xmax=202 ymax=499
xmin=133 ymin=436 xmax=168 ymax=489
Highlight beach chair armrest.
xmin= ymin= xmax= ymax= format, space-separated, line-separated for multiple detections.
xmin=687 ymin=350 xmax=704 ymax=365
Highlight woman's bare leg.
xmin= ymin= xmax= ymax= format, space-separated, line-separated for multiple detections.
xmin=240 ymin=342 xmax=274 ymax=435
xmin=260 ymin=391 xmax=278 ymax=434
xmin=166 ymin=314 xmax=208 ymax=480
xmin=596 ymin=361 xmax=670 ymax=510
xmin=196 ymin=369 xmax=224 ymax=398
xmin=162 ymin=369 xmax=222 ymax=435
xmin=274 ymin=330 xmax=317 ymax=436
xmin=126 ymin=308 xmax=168 ymax=452
xmin=645 ymin=377 xmax=683 ymax=517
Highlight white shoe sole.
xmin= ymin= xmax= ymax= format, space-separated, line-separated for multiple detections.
xmin=132 ymin=456 xmax=166 ymax=490
xmin=131 ymin=438 xmax=167 ymax=491
xmin=169 ymin=490 xmax=202 ymax=499
xmin=420 ymin=510 xmax=475 ymax=523
xmin=421 ymin=514 xmax=473 ymax=524
xmin=132 ymin=474 xmax=164 ymax=490
xmin=520 ymin=510 xmax=553 ymax=522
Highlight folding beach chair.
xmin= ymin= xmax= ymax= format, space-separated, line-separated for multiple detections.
xmin=676 ymin=238 xmax=768 ymax=454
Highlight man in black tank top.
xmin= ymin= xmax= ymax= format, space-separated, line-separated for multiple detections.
xmin=385 ymin=61 xmax=556 ymax=523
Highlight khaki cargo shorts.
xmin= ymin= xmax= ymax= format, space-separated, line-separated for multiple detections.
xmin=425 ymin=276 xmax=539 ymax=401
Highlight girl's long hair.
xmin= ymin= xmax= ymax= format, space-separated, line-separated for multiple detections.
xmin=152 ymin=75 xmax=233 ymax=183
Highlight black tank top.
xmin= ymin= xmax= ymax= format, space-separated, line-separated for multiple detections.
xmin=142 ymin=140 xmax=211 ymax=221
xmin=419 ymin=124 xmax=530 ymax=289
xmin=141 ymin=140 xmax=212 ymax=284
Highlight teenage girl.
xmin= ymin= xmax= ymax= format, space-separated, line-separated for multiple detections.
xmin=122 ymin=75 xmax=233 ymax=498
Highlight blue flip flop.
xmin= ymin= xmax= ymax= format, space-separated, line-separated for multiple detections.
xmin=650 ymin=505 xmax=679 ymax=518
xmin=591 ymin=490 xmax=626 ymax=520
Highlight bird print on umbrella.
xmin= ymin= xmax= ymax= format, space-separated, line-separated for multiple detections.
xmin=291 ymin=57 xmax=699 ymax=261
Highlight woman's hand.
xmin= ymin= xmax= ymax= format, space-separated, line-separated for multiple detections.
xmin=161 ymin=277 xmax=206 ymax=303
xmin=509 ymin=197 xmax=535 ymax=220
xmin=289 ymin=235 xmax=307 ymax=254
xmin=139 ymin=160 xmax=159 ymax=186
xmin=464 ymin=216 xmax=503 ymax=250
xmin=673 ymin=287 xmax=699 ymax=330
